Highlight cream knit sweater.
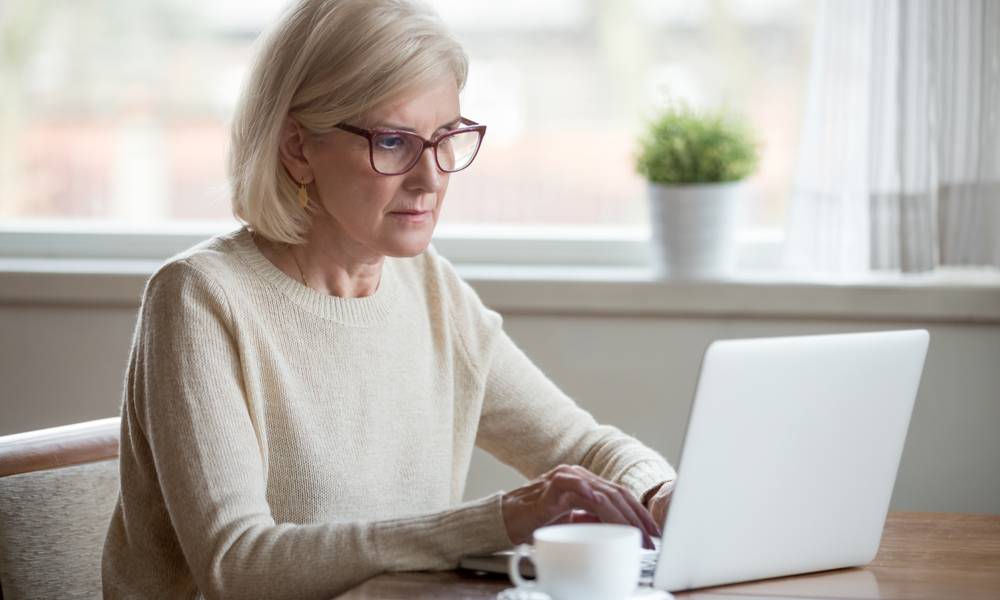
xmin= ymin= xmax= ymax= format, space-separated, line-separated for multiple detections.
xmin=101 ymin=227 xmax=676 ymax=599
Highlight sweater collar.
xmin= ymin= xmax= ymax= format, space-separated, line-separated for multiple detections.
xmin=228 ymin=227 xmax=400 ymax=325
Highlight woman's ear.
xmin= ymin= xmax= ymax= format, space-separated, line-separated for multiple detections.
xmin=277 ymin=116 xmax=313 ymax=184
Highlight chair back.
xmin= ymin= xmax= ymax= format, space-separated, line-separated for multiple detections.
xmin=0 ymin=418 xmax=120 ymax=600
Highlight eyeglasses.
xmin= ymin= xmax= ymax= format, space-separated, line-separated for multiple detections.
xmin=335 ymin=117 xmax=486 ymax=176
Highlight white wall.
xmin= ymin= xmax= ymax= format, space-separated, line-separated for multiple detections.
xmin=1 ymin=271 xmax=998 ymax=514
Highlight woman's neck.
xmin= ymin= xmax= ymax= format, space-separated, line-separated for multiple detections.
xmin=252 ymin=229 xmax=383 ymax=299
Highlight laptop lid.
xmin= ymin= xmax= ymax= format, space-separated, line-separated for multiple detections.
xmin=654 ymin=329 xmax=929 ymax=592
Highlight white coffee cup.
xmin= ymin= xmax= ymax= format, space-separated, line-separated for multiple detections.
xmin=508 ymin=523 xmax=641 ymax=600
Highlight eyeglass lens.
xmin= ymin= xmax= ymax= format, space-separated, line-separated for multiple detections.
xmin=371 ymin=129 xmax=481 ymax=175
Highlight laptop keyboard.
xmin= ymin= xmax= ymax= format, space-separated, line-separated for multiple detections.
xmin=639 ymin=544 xmax=660 ymax=585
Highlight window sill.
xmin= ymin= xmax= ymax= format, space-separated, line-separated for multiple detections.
xmin=1 ymin=257 xmax=998 ymax=324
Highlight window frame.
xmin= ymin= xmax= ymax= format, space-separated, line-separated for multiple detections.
xmin=0 ymin=221 xmax=784 ymax=270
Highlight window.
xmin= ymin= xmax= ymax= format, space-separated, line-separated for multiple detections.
xmin=0 ymin=0 xmax=814 ymax=248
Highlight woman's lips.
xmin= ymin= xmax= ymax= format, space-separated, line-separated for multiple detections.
xmin=389 ymin=210 xmax=431 ymax=223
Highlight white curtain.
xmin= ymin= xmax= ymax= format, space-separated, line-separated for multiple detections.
xmin=786 ymin=0 xmax=1000 ymax=273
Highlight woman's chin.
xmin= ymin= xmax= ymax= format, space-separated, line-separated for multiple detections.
xmin=383 ymin=230 xmax=435 ymax=258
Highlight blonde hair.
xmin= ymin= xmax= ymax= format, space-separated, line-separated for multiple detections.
xmin=228 ymin=0 xmax=469 ymax=244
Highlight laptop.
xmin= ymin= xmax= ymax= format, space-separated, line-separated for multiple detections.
xmin=459 ymin=329 xmax=929 ymax=593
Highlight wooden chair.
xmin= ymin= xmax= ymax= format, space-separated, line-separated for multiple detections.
xmin=0 ymin=418 xmax=120 ymax=600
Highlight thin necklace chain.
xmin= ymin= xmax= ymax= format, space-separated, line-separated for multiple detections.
xmin=289 ymin=246 xmax=310 ymax=289
xmin=250 ymin=230 xmax=311 ymax=290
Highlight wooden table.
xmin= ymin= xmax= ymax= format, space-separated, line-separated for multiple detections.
xmin=336 ymin=512 xmax=1000 ymax=599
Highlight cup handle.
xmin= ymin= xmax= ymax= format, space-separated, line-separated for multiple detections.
xmin=508 ymin=543 xmax=537 ymax=590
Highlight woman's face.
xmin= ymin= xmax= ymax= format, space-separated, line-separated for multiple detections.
xmin=303 ymin=78 xmax=461 ymax=259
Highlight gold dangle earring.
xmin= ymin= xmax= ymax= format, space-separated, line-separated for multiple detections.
xmin=297 ymin=179 xmax=310 ymax=208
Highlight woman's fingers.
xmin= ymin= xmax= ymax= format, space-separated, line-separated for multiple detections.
xmin=594 ymin=480 xmax=662 ymax=539
xmin=544 ymin=473 xmax=657 ymax=548
xmin=549 ymin=509 xmax=600 ymax=525
xmin=589 ymin=490 xmax=657 ymax=550
xmin=548 ymin=488 xmax=628 ymax=528
xmin=502 ymin=464 xmax=665 ymax=547
xmin=559 ymin=466 xmax=661 ymax=539
xmin=614 ymin=480 xmax=662 ymax=536
xmin=569 ymin=509 xmax=601 ymax=523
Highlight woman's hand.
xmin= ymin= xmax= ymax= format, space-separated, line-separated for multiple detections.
xmin=641 ymin=479 xmax=677 ymax=528
xmin=501 ymin=464 xmax=661 ymax=549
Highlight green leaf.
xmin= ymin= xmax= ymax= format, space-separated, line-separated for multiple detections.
xmin=635 ymin=103 xmax=760 ymax=185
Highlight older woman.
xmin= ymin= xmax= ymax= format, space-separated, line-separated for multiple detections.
xmin=102 ymin=0 xmax=676 ymax=597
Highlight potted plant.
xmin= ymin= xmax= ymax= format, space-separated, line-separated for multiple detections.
xmin=635 ymin=104 xmax=760 ymax=278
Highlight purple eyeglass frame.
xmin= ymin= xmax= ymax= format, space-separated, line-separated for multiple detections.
xmin=334 ymin=117 xmax=487 ymax=176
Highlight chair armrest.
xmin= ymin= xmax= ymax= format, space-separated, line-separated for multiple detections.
xmin=0 ymin=417 xmax=120 ymax=477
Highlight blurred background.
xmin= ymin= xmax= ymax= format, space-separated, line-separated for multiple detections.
xmin=0 ymin=0 xmax=813 ymax=232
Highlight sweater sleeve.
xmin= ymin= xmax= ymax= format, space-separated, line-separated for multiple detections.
xmin=478 ymin=328 xmax=676 ymax=502
xmin=119 ymin=260 xmax=511 ymax=600
xmin=439 ymin=262 xmax=677 ymax=503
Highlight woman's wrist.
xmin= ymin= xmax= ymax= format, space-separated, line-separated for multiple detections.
xmin=641 ymin=482 xmax=666 ymax=509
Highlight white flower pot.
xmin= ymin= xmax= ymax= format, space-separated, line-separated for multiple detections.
xmin=647 ymin=180 xmax=746 ymax=278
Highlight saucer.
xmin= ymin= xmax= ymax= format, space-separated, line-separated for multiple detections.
xmin=497 ymin=587 xmax=674 ymax=600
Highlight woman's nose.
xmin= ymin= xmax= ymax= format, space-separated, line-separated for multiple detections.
xmin=405 ymin=146 xmax=443 ymax=192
